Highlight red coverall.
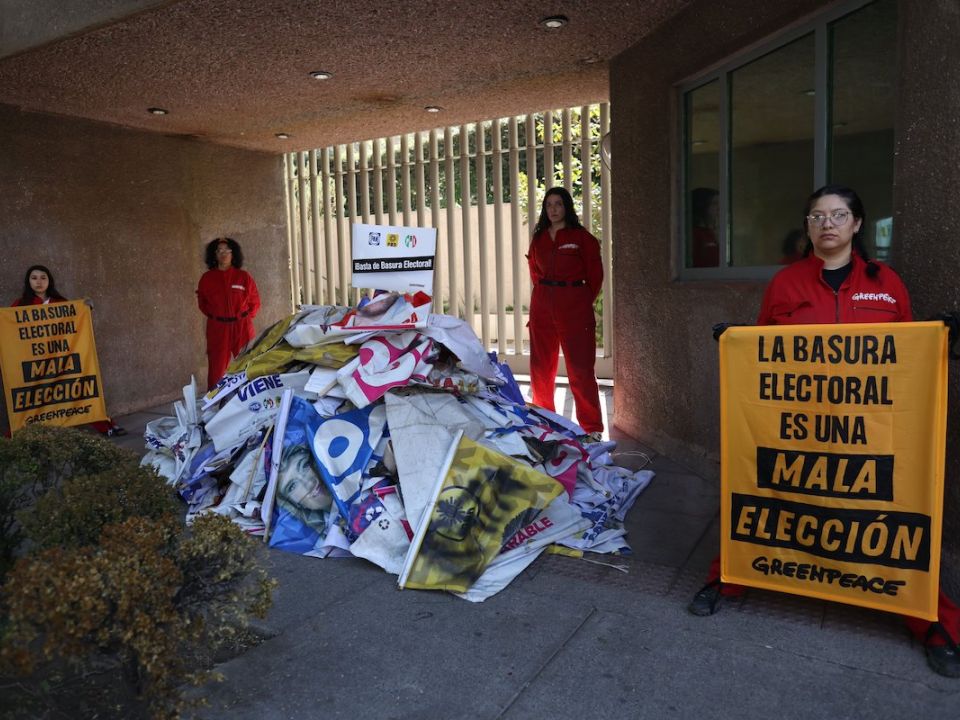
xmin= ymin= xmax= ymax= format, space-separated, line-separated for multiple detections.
xmin=527 ymin=226 xmax=604 ymax=433
xmin=197 ymin=267 xmax=260 ymax=390
xmin=10 ymin=294 xmax=116 ymax=434
xmin=707 ymin=251 xmax=959 ymax=646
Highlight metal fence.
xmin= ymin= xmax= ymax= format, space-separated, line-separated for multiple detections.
xmin=283 ymin=103 xmax=612 ymax=374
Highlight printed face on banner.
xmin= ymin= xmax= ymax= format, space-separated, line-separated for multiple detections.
xmin=351 ymin=223 xmax=437 ymax=295
xmin=719 ymin=323 xmax=947 ymax=621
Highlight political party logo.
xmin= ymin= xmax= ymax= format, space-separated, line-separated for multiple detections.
xmin=249 ymin=401 xmax=262 ymax=412
xmin=368 ymin=232 xmax=381 ymax=246
xmin=404 ymin=234 xmax=417 ymax=248
xmin=386 ymin=233 xmax=399 ymax=248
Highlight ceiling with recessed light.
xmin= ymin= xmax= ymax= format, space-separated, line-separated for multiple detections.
xmin=0 ymin=0 xmax=692 ymax=152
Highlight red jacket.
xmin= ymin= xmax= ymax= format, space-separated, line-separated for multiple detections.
xmin=528 ymin=226 xmax=603 ymax=299
xmin=11 ymin=295 xmax=63 ymax=307
xmin=757 ymin=253 xmax=912 ymax=325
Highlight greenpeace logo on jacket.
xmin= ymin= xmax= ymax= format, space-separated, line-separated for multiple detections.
xmin=757 ymin=253 xmax=912 ymax=326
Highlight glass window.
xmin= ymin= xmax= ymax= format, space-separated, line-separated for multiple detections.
xmin=830 ymin=0 xmax=897 ymax=261
xmin=730 ymin=34 xmax=814 ymax=267
xmin=680 ymin=0 xmax=897 ymax=275
xmin=685 ymin=81 xmax=721 ymax=268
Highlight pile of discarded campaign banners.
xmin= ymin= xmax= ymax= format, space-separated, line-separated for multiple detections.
xmin=143 ymin=291 xmax=653 ymax=601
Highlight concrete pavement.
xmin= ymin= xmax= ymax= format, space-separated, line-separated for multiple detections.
xmin=105 ymin=387 xmax=958 ymax=720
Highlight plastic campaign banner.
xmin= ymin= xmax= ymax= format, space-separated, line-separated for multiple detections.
xmin=0 ymin=302 xmax=108 ymax=432
xmin=719 ymin=322 xmax=948 ymax=620
xmin=351 ymin=222 xmax=437 ymax=295
xmin=399 ymin=431 xmax=565 ymax=593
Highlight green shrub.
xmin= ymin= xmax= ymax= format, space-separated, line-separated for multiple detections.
xmin=0 ymin=425 xmax=135 ymax=579
xmin=0 ymin=427 xmax=276 ymax=719
xmin=20 ymin=463 xmax=180 ymax=551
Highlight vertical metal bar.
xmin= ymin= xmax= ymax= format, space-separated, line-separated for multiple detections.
xmin=543 ymin=110 xmax=555 ymax=188
xmin=580 ymin=105 xmax=592 ymax=233
xmin=334 ymin=145 xmax=349 ymax=306
xmin=373 ymin=138 xmax=384 ymax=225
xmin=310 ymin=150 xmax=333 ymax=303
xmin=719 ymin=72 xmax=731 ymax=266
xmin=345 ymin=143 xmax=358 ymax=306
xmin=283 ymin=154 xmax=300 ymax=310
xmin=299 ymin=151 xmax=314 ymax=304
xmin=460 ymin=123 xmax=474 ymax=328
xmin=599 ymin=103 xmax=613 ymax=358
xmin=386 ymin=136 xmax=398 ymax=226
xmin=319 ymin=148 xmax=332 ymax=304
xmin=525 ymin=113 xmax=538 ymax=239
xmin=561 ymin=108 xmax=573 ymax=194
xmin=415 ymin=133 xmax=427 ymax=228
xmin=401 ymin=134 xmax=412 ymax=227
xmin=359 ymin=141 xmax=371 ymax=223
xmin=444 ymin=126 xmax=458 ymax=317
xmin=429 ymin=129 xmax=443 ymax=314
xmin=813 ymin=25 xmax=829 ymax=188
xmin=475 ymin=121 xmax=490 ymax=349
xmin=492 ymin=118 xmax=506 ymax=356
xmin=508 ymin=117 xmax=524 ymax=355
xmin=291 ymin=156 xmax=305 ymax=306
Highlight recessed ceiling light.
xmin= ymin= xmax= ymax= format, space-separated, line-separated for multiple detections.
xmin=802 ymin=89 xmax=816 ymax=96
xmin=692 ymin=140 xmax=707 ymax=146
xmin=147 ymin=107 xmax=168 ymax=115
xmin=833 ymin=122 xmax=848 ymax=129
xmin=580 ymin=55 xmax=602 ymax=65
xmin=539 ymin=15 xmax=568 ymax=29
xmin=424 ymin=105 xmax=443 ymax=113
xmin=275 ymin=132 xmax=291 ymax=139
xmin=309 ymin=70 xmax=333 ymax=80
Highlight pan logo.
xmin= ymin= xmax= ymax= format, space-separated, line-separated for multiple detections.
xmin=386 ymin=233 xmax=399 ymax=247
xmin=404 ymin=234 xmax=417 ymax=248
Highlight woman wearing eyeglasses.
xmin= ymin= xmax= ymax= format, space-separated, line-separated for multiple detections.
xmin=757 ymin=185 xmax=910 ymax=324
xmin=689 ymin=185 xmax=960 ymax=678
xmin=197 ymin=238 xmax=261 ymax=390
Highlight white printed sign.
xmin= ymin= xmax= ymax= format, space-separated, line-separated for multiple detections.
xmin=351 ymin=223 xmax=437 ymax=295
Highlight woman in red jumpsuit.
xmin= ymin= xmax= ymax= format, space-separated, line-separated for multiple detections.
xmin=10 ymin=265 xmax=125 ymax=436
xmin=527 ymin=187 xmax=604 ymax=440
xmin=197 ymin=238 xmax=261 ymax=390
xmin=688 ymin=185 xmax=960 ymax=678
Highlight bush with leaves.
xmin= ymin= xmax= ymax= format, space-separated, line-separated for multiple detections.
xmin=0 ymin=427 xmax=276 ymax=719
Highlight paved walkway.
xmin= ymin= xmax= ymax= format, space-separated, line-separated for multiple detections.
xmin=106 ymin=381 xmax=958 ymax=720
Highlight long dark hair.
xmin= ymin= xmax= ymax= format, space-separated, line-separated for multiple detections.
xmin=19 ymin=264 xmax=66 ymax=305
xmin=803 ymin=184 xmax=879 ymax=278
xmin=533 ymin=187 xmax=583 ymax=236
xmin=204 ymin=237 xmax=244 ymax=270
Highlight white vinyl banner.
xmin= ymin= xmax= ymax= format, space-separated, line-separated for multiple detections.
xmin=351 ymin=223 xmax=437 ymax=295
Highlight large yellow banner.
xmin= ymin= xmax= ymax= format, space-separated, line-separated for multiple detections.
xmin=0 ymin=302 xmax=109 ymax=433
xmin=720 ymin=322 xmax=947 ymax=620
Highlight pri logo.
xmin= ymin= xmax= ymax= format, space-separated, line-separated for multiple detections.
xmin=386 ymin=233 xmax=399 ymax=247
xmin=404 ymin=234 xmax=417 ymax=248
xmin=368 ymin=232 xmax=381 ymax=246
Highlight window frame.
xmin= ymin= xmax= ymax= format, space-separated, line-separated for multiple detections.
xmin=675 ymin=0 xmax=886 ymax=281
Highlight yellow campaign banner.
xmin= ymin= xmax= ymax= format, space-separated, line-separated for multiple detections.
xmin=720 ymin=322 xmax=947 ymax=621
xmin=0 ymin=302 xmax=109 ymax=433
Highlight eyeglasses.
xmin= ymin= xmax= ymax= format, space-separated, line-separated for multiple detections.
xmin=806 ymin=210 xmax=851 ymax=228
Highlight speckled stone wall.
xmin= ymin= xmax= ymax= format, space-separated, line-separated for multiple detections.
xmin=0 ymin=104 xmax=290 ymax=421
xmin=891 ymin=0 xmax=960 ymax=595
xmin=610 ymin=0 xmax=960 ymax=592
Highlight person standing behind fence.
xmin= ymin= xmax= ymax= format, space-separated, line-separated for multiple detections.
xmin=527 ymin=187 xmax=604 ymax=441
xmin=10 ymin=264 xmax=125 ymax=437
xmin=197 ymin=238 xmax=261 ymax=390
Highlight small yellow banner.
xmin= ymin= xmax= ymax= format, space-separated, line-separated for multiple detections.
xmin=720 ymin=322 xmax=947 ymax=620
xmin=0 ymin=302 xmax=109 ymax=433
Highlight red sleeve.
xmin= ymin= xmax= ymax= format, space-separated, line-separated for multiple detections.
xmin=11 ymin=298 xmax=21 ymax=307
xmin=756 ymin=277 xmax=780 ymax=326
xmin=527 ymin=234 xmax=543 ymax=285
xmin=197 ymin=271 xmax=216 ymax=318
xmin=243 ymin=271 xmax=260 ymax=319
xmin=581 ymin=230 xmax=604 ymax=299
xmin=887 ymin=267 xmax=913 ymax=322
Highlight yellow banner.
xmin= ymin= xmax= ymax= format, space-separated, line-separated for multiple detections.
xmin=0 ymin=302 xmax=109 ymax=433
xmin=720 ymin=322 xmax=947 ymax=620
